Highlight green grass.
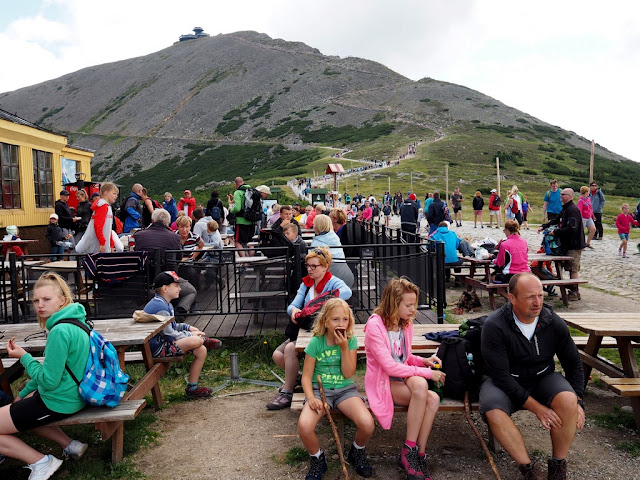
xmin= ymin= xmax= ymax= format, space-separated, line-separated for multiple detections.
xmin=592 ymin=406 xmax=637 ymax=431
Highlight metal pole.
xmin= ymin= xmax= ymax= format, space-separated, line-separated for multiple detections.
xmin=410 ymin=172 xmax=413 ymax=193
xmin=435 ymin=242 xmax=446 ymax=324
xmin=388 ymin=176 xmax=391 ymax=194
xmin=230 ymin=353 xmax=240 ymax=380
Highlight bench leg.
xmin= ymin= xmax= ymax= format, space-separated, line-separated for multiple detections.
xmin=488 ymin=291 xmax=497 ymax=310
xmin=487 ymin=426 xmax=501 ymax=453
xmin=111 ymin=423 xmax=124 ymax=463
xmin=558 ymin=286 xmax=569 ymax=306
xmin=141 ymin=343 xmax=164 ymax=408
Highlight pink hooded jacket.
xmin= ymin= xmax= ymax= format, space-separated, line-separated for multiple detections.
xmin=364 ymin=314 xmax=433 ymax=430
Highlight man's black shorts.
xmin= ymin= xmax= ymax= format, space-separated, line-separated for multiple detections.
xmin=479 ymin=373 xmax=575 ymax=418
xmin=235 ymin=223 xmax=253 ymax=247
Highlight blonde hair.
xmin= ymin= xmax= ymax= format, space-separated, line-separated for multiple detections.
xmin=164 ymin=192 xmax=173 ymax=199
xmin=176 ymin=215 xmax=192 ymax=227
xmin=373 ymin=277 xmax=419 ymax=330
xmin=306 ymin=246 xmax=332 ymax=269
xmin=475 ymin=191 xmax=482 ymax=197
xmin=313 ymin=214 xmax=332 ymax=235
xmin=271 ymin=204 xmax=281 ymax=213
xmin=176 ymin=210 xmax=186 ymax=218
xmin=580 ymin=186 xmax=589 ymax=195
xmin=33 ymin=272 xmax=74 ymax=328
xmin=282 ymin=222 xmax=298 ymax=235
xmin=311 ymin=298 xmax=354 ymax=338
xmin=330 ymin=208 xmax=347 ymax=225
xmin=621 ymin=203 xmax=630 ymax=210
xmin=100 ymin=182 xmax=118 ymax=196
xmin=76 ymin=189 xmax=88 ymax=201
xmin=207 ymin=220 xmax=219 ymax=232
xmin=504 ymin=219 xmax=520 ymax=235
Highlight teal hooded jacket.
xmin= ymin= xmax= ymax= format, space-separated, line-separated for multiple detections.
xmin=19 ymin=303 xmax=90 ymax=414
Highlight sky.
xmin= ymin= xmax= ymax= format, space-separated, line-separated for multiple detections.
xmin=1 ymin=0 xmax=639 ymax=162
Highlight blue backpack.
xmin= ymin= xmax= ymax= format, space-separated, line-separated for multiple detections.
xmin=55 ymin=319 xmax=129 ymax=407
xmin=542 ymin=227 xmax=563 ymax=255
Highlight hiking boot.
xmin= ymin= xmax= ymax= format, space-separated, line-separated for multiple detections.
xmin=568 ymin=291 xmax=581 ymax=301
xmin=547 ymin=458 xmax=567 ymax=480
xmin=63 ymin=439 xmax=88 ymax=460
xmin=518 ymin=460 xmax=542 ymax=480
xmin=417 ymin=454 xmax=432 ymax=480
xmin=266 ymin=391 xmax=292 ymax=410
xmin=305 ymin=452 xmax=327 ymax=480
xmin=25 ymin=455 xmax=63 ymax=480
xmin=202 ymin=336 xmax=222 ymax=350
xmin=398 ymin=445 xmax=425 ymax=480
xmin=347 ymin=445 xmax=373 ymax=478
xmin=185 ymin=386 xmax=213 ymax=399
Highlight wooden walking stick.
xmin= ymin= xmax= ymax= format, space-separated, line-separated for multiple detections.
xmin=317 ymin=375 xmax=349 ymax=480
xmin=464 ymin=391 xmax=501 ymax=480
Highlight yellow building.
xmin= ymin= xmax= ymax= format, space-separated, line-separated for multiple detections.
xmin=0 ymin=109 xmax=94 ymax=231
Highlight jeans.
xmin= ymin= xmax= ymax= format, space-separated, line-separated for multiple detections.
xmin=50 ymin=245 xmax=64 ymax=261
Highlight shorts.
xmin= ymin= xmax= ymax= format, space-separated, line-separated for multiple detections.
xmin=582 ymin=218 xmax=595 ymax=229
xmin=453 ymin=206 xmax=462 ymax=213
xmin=10 ymin=392 xmax=76 ymax=432
xmin=305 ymin=384 xmax=362 ymax=409
xmin=523 ymin=212 xmax=528 ymax=221
xmin=490 ymin=210 xmax=499 ymax=216
xmin=235 ymin=223 xmax=253 ymax=246
xmin=479 ymin=373 xmax=575 ymax=419
xmin=563 ymin=249 xmax=581 ymax=273
xmin=494 ymin=272 xmax=513 ymax=284
xmin=275 ymin=339 xmax=305 ymax=359
xmin=619 ymin=233 xmax=629 ymax=241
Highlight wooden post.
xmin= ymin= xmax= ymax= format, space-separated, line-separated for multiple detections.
xmin=589 ymin=140 xmax=595 ymax=184
xmin=445 ymin=164 xmax=449 ymax=202
xmin=496 ymin=157 xmax=502 ymax=225
xmin=388 ymin=176 xmax=391 ymax=194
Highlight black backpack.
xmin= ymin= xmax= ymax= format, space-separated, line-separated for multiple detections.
xmin=118 ymin=195 xmax=135 ymax=222
xmin=492 ymin=195 xmax=502 ymax=207
xmin=241 ymin=187 xmax=263 ymax=223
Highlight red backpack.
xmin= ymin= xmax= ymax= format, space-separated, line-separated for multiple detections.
xmin=510 ymin=196 xmax=519 ymax=214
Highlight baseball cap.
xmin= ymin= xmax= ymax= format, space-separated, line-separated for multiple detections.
xmin=184 ymin=190 xmax=191 ymax=195
xmin=490 ymin=189 xmax=497 ymax=193
xmin=50 ymin=213 xmax=59 ymax=220
xmin=409 ymin=193 xmax=417 ymax=201
xmin=153 ymin=271 xmax=185 ymax=289
xmin=256 ymin=185 xmax=271 ymax=195
xmin=91 ymin=192 xmax=100 ymax=199
xmin=59 ymin=190 xmax=70 ymax=196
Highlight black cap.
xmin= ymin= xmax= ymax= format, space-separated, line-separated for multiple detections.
xmin=153 ymin=271 xmax=185 ymax=289
xmin=60 ymin=190 xmax=70 ymax=196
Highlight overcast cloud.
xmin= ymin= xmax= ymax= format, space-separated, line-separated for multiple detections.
xmin=1 ymin=0 xmax=638 ymax=162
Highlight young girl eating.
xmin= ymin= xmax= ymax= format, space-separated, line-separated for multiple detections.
xmin=298 ymin=298 xmax=374 ymax=480
xmin=364 ymin=277 xmax=445 ymax=480
xmin=1 ymin=273 xmax=90 ymax=479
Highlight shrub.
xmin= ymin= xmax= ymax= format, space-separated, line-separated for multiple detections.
xmin=522 ymin=169 xmax=538 ymax=175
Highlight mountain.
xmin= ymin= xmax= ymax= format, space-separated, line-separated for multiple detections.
xmin=0 ymin=31 xmax=634 ymax=198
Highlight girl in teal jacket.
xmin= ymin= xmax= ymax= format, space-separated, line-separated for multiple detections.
xmin=1 ymin=272 xmax=90 ymax=478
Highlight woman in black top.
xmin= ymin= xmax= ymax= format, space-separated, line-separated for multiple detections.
xmin=472 ymin=191 xmax=485 ymax=229
xmin=74 ymin=190 xmax=92 ymax=242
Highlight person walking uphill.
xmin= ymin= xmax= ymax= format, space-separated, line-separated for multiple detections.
xmin=426 ymin=192 xmax=446 ymax=235
xmin=400 ymin=194 xmax=419 ymax=239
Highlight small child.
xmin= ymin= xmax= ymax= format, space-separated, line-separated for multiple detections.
xmin=1 ymin=225 xmax=24 ymax=258
xmin=298 ymin=298 xmax=374 ymax=479
xmin=202 ymin=220 xmax=223 ymax=249
xmin=45 ymin=214 xmax=71 ymax=261
xmin=521 ymin=196 xmax=532 ymax=230
xmin=383 ymin=202 xmax=392 ymax=227
xmin=202 ymin=220 xmax=224 ymax=290
xmin=76 ymin=182 xmax=122 ymax=254
xmin=283 ymin=222 xmax=308 ymax=297
xmin=143 ymin=271 xmax=222 ymax=399
xmin=615 ymin=203 xmax=639 ymax=258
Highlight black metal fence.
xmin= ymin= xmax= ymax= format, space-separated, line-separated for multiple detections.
xmin=1 ymin=221 xmax=446 ymax=324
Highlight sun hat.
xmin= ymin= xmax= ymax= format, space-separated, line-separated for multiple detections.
xmin=256 ymin=185 xmax=271 ymax=195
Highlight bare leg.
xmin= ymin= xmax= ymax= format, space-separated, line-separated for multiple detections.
xmin=549 ymin=392 xmax=578 ymax=459
xmin=417 ymin=390 xmax=440 ymax=454
xmin=391 ymin=376 xmax=429 ymax=444
xmin=30 ymin=425 xmax=72 ymax=449
xmin=337 ymin=397 xmax=374 ymax=446
xmin=298 ymin=403 xmax=324 ymax=453
xmin=176 ymin=337 xmax=206 ymax=383
xmin=0 ymin=405 xmax=46 ymax=465
xmin=272 ymin=341 xmax=299 ymax=391
xmin=485 ymin=409 xmax=531 ymax=465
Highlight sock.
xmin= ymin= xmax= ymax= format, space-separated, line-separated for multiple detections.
xmin=520 ymin=462 xmax=534 ymax=469
xmin=405 ymin=440 xmax=416 ymax=448
xmin=280 ymin=389 xmax=293 ymax=395
xmin=31 ymin=455 xmax=50 ymax=466
xmin=186 ymin=382 xmax=198 ymax=391
xmin=353 ymin=441 xmax=365 ymax=450
xmin=418 ymin=451 xmax=426 ymax=458
xmin=311 ymin=449 xmax=323 ymax=458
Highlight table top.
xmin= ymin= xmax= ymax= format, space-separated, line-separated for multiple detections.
xmin=295 ymin=323 xmax=459 ymax=352
xmin=234 ymin=255 xmax=286 ymax=264
xmin=2 ymin=260 xmax=45 ymax=268
xmin=30 ymin=260 xmax=81 ymax=271
xmin=561 ymin=313 xmax=640 ymax=337
xmin=463 ymin=253 xmax=573 ymax=265
xmin=0 ymin=239 xmax=38 ymax=245
xmin=0 ymin=317 xmax=172 ymax=353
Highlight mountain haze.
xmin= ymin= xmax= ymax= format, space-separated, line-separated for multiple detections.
xmin=0 ymin=31 xmax=630 ymax=192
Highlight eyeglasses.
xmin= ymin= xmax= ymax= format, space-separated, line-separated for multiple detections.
xmin=560 ymin=193 xmax=570 ymax=196
xmin=590 ymin=184 xmax=597 ymax=187
xmin=305 ymin=263 xmax=321 ymax=270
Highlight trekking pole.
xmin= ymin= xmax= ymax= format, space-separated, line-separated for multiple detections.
xmin=464 ymin=391 xmax=501 ymax=480
xmin=317 ymin=376 xmax=349 ymax=480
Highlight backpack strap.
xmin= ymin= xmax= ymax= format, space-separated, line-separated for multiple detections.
xmin=51 ymin=318 xmax=92 ymax=386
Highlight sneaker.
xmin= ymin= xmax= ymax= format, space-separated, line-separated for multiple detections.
xmin=622 ymin=253 xmax=629 ymax=258
xmin=185 ymin=386 xmax=213 ymax=399
xmin=25 ymin=455 xmax=63 ymax=480
xmin=347 ymin=445 xmax=373 ymax=478
xmin=305 ymin=452 xmax=327 ymax=480
xmin=568 ymin=291 xmax=579 ymax=301
xmin=417 ymin=454 xmax=432 ymax=480
xmin=518 ymin=460 xmax=542 ymax=480
xmin=618 ymin=248 xmax=622 ymax=256
xmin=547 ymin=458 xmax=567 ymax=480
xmin=202 ymin=336 xmax=222 ymax=350
xmin=63 ymin=439 xmax=88 ymax=460
xmin=266 ymin=391 xmax=292 ymax=410
xmin=398 ymin=445 xmax=425 ymax=480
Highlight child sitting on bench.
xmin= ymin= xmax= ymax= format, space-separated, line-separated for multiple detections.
xmin=143 ymin=271 xmax=222 ymax=399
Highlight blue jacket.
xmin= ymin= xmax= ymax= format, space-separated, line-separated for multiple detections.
xmin=588 ymin=188 xmax=605 ymax=214
xmin=287 ymin=274 xmax=351 ymax=316
xmin=123 ymin=192 xmax=142 ymax=233
xmin=311 ymin=231 xmax=346 ymax=261
xmin=430 ymin=226 xmax=461 ymax=264
xmin=163 ymin=198 xmax=179 ymax=224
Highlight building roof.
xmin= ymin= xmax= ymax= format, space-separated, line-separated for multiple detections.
xmin=325 ymin=163 xmax=345 ymax=174
xmin=0 ymin=108 xmax=60 ymax=136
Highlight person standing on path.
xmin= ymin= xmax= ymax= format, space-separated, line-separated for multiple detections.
xmin=450 ymin=187 xmax=464 ymax=227
xmin=542 ymin=180 xmax=562 ymax=224
xmin=488 ymin=189 xmax=502 ymax=228
xmin=472 ymin=191 xmax=484 ymax=228
xmin=588 ymin=181 xmax=606 ymax=240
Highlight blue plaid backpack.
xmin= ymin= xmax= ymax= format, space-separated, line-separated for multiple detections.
xmin=54 ymin=318 xmax=129 ymax=407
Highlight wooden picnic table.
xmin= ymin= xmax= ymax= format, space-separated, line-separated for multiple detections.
xmin=29 ymin=259 xmax=86 ymax=294
xmin=0 ymin=238 xmax=38 ymax=255
xmin=295 ymin=323 xmax=460 ymax=353
xmin=561 ymin=312 xmax=640 ymax=431
xmin=0 ymin=316 xmax=173 ymax=409
xmin=233 ymin=255 xmax=288 ymax=322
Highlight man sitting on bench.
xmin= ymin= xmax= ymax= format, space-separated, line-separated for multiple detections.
xmin=480 ymin=273 xmax=585 ymax=480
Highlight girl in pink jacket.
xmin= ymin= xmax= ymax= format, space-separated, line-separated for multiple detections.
xmin=364 ymin=278 xmax=445 ymax=480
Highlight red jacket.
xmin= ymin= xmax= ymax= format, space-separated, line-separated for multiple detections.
xmin=489 ymin=193 xmax=500 ymax=211
xmin=177 ymin=197 xmax=196 ymax=218
xmin=615 ymin=213 xmax=639 ymax=234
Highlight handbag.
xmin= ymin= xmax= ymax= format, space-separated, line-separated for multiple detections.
xmin=284 ymin=288 xmax=340 ymax=341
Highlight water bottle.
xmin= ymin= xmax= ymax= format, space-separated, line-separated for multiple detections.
xmin=467 ymin=353 xmax=475 ymax=376
xmin=429 ymin=362 xmax=443 ymax=401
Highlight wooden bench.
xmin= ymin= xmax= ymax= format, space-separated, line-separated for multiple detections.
xmin=50 ymin=399 xmax=146 ymax=462
xmin=291 ymin=393 xmax=479 ymax=443
xmin=601 ymin=377 xmax=640 ymax=397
